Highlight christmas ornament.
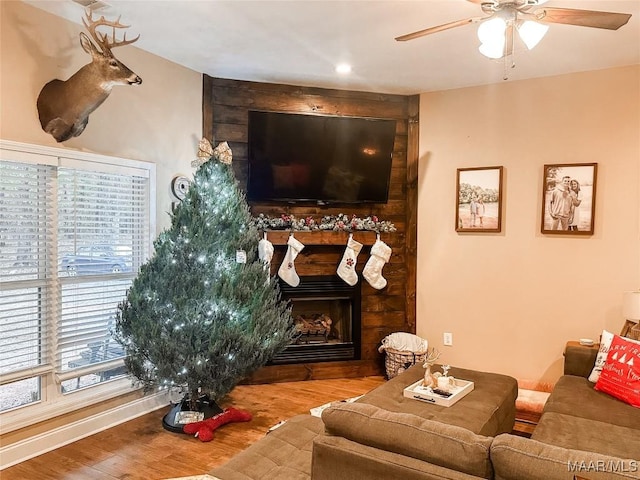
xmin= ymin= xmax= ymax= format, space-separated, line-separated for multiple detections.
xmin=278 ymin=235 xmax=305 ymax=287
xmin=337 ymin=234 xmax=363 ymax=286
xmin=363 ymin=237 xmax=392 ymax=290
xmin=235 ymin=250 xmax=247 ymax=264
xmin=183 ymin=407 xmax=252 ymax=442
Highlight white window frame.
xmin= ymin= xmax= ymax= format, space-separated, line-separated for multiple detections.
xmin=0 ymin=140 xmax=156 ymax=434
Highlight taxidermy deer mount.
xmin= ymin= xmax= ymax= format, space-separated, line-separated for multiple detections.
xmin=36 ymin=11 xmax=142 ymax=143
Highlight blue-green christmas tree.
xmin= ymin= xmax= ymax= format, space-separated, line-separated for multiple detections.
xmin=114 ymin=140 xmax=294 ymax=409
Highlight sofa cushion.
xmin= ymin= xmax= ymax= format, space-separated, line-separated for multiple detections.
xmin=532 ymin=412 xmax=640 ymax=460
xmin=313 ymin=435 xmax=491 ymax=480
xmin=209 ymin=414 xmax=322 ymax=480
xmin=491 ymin=434 xmax=639 ymax=480
xmin=356 ymin=363 xmax=517 ymax=436
xmin=542 ymin=375 xmax=640 ymax=430
xmin=595 ymin=334 xmax=640 ymax=408
xmin=321 ymin=401 xmax=494 ymax=479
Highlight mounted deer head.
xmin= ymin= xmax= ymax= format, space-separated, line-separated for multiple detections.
xmin=36 ymin=11 xmax=142 ymax=143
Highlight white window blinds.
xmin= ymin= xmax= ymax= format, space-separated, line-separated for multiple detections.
xmin=56 ymin=165 xmax=150 ymax=378
xmin=0 ymin=160 xmax=56 ymax=383
xmin=1 ymin=143 xmax=153 ymax=411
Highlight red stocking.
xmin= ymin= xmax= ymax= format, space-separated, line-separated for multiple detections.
xmin=183 ymin=407 xmax=252 ymax=442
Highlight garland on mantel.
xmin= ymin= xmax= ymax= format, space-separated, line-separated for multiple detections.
xmin=253 ymin=213 xmax=396 ymax=233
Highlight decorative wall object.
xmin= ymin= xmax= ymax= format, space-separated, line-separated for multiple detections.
xmin=36 ymin=11 xmax=141 ymax=142
xmin=171 ymin=175 xmax=191 ymax=201
xmin=541 ymin=163 xmax=597 ymax=235
xmin=456 ymin=166 xmax=503 ymax=233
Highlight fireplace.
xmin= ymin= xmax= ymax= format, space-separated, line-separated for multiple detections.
xmin=269 ymin=276 xmax=361 ymax=364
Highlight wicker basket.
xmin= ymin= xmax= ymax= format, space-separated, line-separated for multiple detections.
xmin=382 ymin=347 xmax=430 ymax=379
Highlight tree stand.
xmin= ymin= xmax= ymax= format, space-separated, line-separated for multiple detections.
xmin=162 ymin=394 xmax=223 ymax=434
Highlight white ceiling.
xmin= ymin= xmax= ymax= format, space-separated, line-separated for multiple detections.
xmin=24 ymin=0 xmax=640 ymax=95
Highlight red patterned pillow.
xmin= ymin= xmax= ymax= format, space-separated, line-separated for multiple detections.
xmin=594 ymin=334 xmax=640 ymax=408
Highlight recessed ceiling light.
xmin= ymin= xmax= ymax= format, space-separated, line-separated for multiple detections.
xmin=335 ymin=63 xmax=352 ymax=75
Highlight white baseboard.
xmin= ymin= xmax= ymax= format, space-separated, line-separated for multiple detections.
xmin=0 ymin=391 xmax=169 ymax=470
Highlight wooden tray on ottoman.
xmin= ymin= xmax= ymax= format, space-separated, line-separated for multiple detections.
xmin=403 ymin=379 xmax=474 ymax=407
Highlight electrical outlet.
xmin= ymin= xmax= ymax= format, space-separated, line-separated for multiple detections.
xmin=443 ymin=332 xmax=453 ymax=346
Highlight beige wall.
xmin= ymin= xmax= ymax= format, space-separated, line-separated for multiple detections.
xmin=0 ymin=0 xmax=201 ymax=232
xmin=417 ymin=65 xmax=640 ymax=386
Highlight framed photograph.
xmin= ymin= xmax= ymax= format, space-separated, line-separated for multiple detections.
xmin=541 ymin=163 xmax=597 ymax=235
xmin=456 ymin=166 xmax=503 ymax=233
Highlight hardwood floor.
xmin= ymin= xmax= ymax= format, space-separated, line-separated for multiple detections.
xmin=2 ymin=376 xmax=385 ymax=480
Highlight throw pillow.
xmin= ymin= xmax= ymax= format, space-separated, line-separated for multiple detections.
xmin=594 ymin=334 xmax=640 ymax=408
xmin=588 ymin=330 xmax=640 ymax=383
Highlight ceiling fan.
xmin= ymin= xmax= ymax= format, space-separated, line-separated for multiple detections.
xmin=395 ymin=0 xmax=632 ymax=59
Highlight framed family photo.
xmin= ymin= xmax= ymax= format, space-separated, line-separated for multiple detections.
xmin=541 ymin=163 xmax=597 ymax=235
xmin=456 ymin=166 xmax=503 ymax=233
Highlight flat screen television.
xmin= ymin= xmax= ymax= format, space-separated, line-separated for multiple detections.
xmin=247 ymin=110 xmax=396 ymax=204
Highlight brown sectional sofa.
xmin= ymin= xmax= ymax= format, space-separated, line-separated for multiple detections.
xmin=210 ymin=344 xmax=640 ymax=480
xmin=490 ymin=344 xmax=640 ymax=480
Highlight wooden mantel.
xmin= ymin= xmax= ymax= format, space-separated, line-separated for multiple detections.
xmin=263 ymin=230 xmax=384 ymax=246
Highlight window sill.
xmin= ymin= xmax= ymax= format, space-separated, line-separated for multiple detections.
xmin=1 ymin=377 xmax=140 ymax=434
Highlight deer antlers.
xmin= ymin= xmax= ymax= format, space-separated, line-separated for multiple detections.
xmin=82 ymin=11 xmax=140 ymax=53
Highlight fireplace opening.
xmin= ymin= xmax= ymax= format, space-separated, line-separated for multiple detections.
xmin=269 ymin=276 xmax=361 ymax=364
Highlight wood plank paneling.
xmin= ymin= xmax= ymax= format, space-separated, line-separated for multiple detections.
xmin=203 ymin=76 xmax=418 ymax=381
xmin=405 ymin=95 xmax=420 ymax=329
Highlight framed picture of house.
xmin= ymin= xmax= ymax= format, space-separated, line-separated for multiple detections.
xmin=541 ymin=163 xmax=597 ymax=235
xmin=455 ymin=166 xmax=503 ymax=233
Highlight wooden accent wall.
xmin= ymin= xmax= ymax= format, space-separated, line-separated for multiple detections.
xmin=203 ymin=76 xmax=419 ymax=382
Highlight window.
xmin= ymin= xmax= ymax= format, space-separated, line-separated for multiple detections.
xmin=0 ymin=141 xmax=155 ymax=428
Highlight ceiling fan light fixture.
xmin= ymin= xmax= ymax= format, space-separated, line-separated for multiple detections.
xmin=479 ymin=41 xmax=505 ymax=59
xmin=517 ymin=20 xmax=549 ymax=49
xmin=478 ymin=17 xmax=507 ymax=58
xmin=477 ymin=17 xmax=507 ymax=43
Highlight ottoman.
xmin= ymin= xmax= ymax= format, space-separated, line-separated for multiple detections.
xmin=356 ymin=363 xmax=518 ymax=436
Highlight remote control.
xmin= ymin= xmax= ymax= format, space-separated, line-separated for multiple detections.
xmin=432 ymin=388 xmax=452 ymax=397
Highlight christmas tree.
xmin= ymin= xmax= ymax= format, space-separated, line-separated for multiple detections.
xmin=114 ymin=140 xmax=294 ymax=413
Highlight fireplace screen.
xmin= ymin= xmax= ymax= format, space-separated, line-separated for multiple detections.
xmin=269 ymin=276 xmax=361 ymax=364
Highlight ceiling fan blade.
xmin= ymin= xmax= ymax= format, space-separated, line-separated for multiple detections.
xmin=395 ymin=17 xmax=483 ymax=42
xmin=535 ymin=7 xmax=631 ymax=30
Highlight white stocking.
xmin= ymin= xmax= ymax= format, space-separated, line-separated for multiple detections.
xmin=337 ymin=234 xmax=363 ymax=286
xmin=363 ymin=238 xmax=392 ymax=290
xmin=278 ymin=235 xmax=305 ymax=287
xmin=258 ymin=233 xmax=274 ymax=283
